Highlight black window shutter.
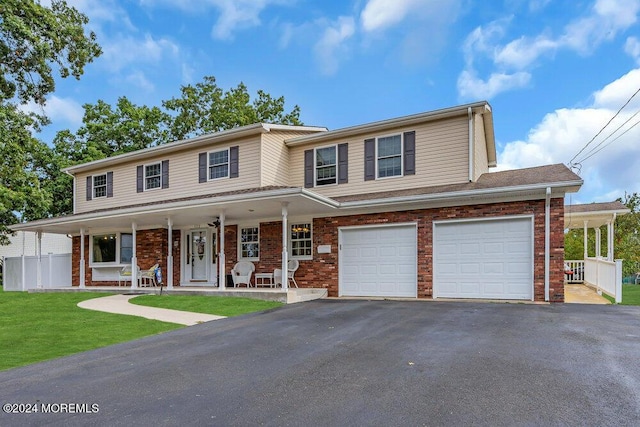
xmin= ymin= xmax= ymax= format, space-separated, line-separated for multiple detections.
xmin=304 ymin=149 xmax=314 ymax=188
xmin=338 ymin=143 xmax=348 ymax=184
xmin=106 ymin=171 xmax=113 ymax=198
xmin=137 ymin=165 xmax=144 ymax=193
xmin=404 ymin=131 xmax=416 ymax=175
xmin=161 ymin=160 xmax=169 ymax=189
xmin=198 ymin=153 xmax=207 ymax=183
xmin=229 ymin=146 xmax=239 ymax=178
xmin=364 ymin=138 xmax=375 ymax=181
xmin=86 ymin=176 xmax=92 ymax=201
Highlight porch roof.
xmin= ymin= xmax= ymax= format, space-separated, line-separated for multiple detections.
xmin=12 ymin=164 xmax=583 ymax=236
xmin=564 ymin=201 xmax=630 ymax=229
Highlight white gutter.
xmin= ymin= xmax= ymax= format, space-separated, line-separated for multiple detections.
xmin=544 ymin=186 xmax=551 ymax=302
xmin=468 ymin=107 xmax=473 ymax=182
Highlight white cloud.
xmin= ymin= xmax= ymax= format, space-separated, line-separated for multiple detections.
xmin=313 ymin=16 xmax=356 ymax=75
xmin=125 ymin=71 xmax=155 ymax=93
xmin=100 ymin=34 xmax=180 ymax=72
xmin=457 ymin=70 xmax=530 ymax=99
xmin=19 ymin=96 xmax=84 ymax=128
xmin=361 ymin=0 xmax=421 ymax=32
xmin=496 ymin=68 xmax=640 ymax=203
xmin=625 ymin=36 xmax=640 ymax=64
xmin=459 ymin=0 xmax=640 ymax=100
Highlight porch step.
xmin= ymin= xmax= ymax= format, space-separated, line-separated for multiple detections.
xmin=287 ymin=288 xmax=327 ymax=304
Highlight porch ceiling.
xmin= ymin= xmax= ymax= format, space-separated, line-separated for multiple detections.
xmin=564 ymin=201 xmax=630 ymax=229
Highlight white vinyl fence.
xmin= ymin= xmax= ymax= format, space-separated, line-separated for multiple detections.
xmin=2 ymin=254 xmax=72 ymax=291
xmin=584 ymin=257 xmax=623 ymax=304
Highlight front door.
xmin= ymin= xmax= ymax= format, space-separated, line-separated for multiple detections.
xmin=191 ymin=230 xmax=208 ymax=280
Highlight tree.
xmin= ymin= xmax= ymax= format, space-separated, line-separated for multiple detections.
xmin=163 ymin=76 xmax=302 ymax=140
xmin=0 ymin=0 xmax=101 ymax=242
xmin=0 ymin=0 xmax=101 ymax=105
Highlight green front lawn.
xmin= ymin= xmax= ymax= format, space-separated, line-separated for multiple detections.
xmin=0 ymin=292 xmax=182 ymax=371
xmin=603 ymin=284 xmax=640 ymax=305
xmin=130 ymin=294 xmax=283 ymax=316
xmin=0 ymin=292 xmax=283 ymax=372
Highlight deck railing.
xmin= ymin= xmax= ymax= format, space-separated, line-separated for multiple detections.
xmin=566 ymin=258 xmax=622 ymax=303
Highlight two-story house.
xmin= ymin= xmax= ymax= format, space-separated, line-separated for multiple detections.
xmin=14 ymin=101 xmax=583 ymax=301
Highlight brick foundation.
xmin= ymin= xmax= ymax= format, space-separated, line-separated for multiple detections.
xmin=71 ymin=199 xmax=565 ymax=302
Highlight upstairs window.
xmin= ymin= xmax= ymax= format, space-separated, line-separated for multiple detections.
xmin=315 ymin=146 xmax=337 ymax=186
xmin=145 ymin=163 xmax=162 ymax=190
xmin=377 ymin=135 xmax=402 ymax=178
xmin=93 ymin=174 xmax=107 ymax=198
xmin=209 ymin=149 xmax=229 ymax=180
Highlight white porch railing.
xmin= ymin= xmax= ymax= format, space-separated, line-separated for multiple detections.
xmin=566 ymin=258 xmax=622 ymax=303
xmin=2 ymin=254 xmax=72 ymax=291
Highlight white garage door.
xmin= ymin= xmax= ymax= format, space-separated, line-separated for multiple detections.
xmin=434 ymin=217 xmax=533 ymax=300
xmin=340 ymin=225 xmax=417 ymax=297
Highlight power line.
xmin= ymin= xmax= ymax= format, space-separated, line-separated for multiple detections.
xmin=569 ymin=86 xmax=640 ymax=166
xmin=574 ymin=107 xmax=640 ymax=163
xmin=578 ymin=115 xmax=640 ymax=163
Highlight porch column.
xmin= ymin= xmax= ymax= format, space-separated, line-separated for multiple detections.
xmin=607 ymin=214 xmax=616 ymax=261
xmin=79 ymin=228 xmax=86 ymax=288
xmin=167 ymin=217 xmax=174 ymax=289
xmin=218 ymin=211 xmax=226 ymax=288
xmin=131 ymin=222 xmax=138 ymax=289
xmin=281 ymin=203 xmax=289 ymax=292
xmin=582 ymin=221 xmax=589 ymax=261
xmin=36 ymin=231 xmax=42 ymax=289
xmin=595 ymin=227 xmax=601 ymax=259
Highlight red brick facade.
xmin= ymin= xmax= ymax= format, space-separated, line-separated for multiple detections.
xmin=71 ymin=199 xmax=565 ymax=302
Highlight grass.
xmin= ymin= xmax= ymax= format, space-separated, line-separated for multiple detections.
xmin=0 ymin=292 xmax=182 ymax=371
xmin=129 ymin=294 xmax=283 ymax=316
xmin=0 ymin=291 xmax=283 ymax=372
xmin=602 ymin=284 xmax=640 ymax=305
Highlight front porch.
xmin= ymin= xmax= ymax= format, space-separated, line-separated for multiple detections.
xmin=564 ymin=201 xmax=630 ymax=303
xmin=30 ymin=285 xmax=328 ymax=304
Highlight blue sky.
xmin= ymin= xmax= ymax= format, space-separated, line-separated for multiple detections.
xmin=31 ymin=0 xmax=640 ymax=205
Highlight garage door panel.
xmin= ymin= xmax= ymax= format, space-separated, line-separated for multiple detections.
xmin=434 ymin=217 xmax=533 ymax=300
xmin=340 ymin=225 xmax=417 ymax=298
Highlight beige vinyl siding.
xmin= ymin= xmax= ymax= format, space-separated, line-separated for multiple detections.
xmin=473 ymin=114 xmax=489 ymax=181
xmin=75 ymin=136 xmax=263 ymax=214
xmin=260 ymin=130 xmax=314 ymax=186
xmin=288 ymin=116 xmax=470 ymax=197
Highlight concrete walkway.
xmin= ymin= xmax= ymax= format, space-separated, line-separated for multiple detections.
xmin=564 ymin=284 xmax=611 ymax=304
xmin=77 ymin=294 xmax=226 ymax=326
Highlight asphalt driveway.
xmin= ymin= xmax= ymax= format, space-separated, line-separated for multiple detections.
xmin=1 ymin=300 xmax=640 ymax=426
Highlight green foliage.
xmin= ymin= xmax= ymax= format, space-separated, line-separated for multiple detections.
xmin=0 ymin=104 xmax=51 ymax=243
xmin=163 ymin=76 xmax=302 ymax=140
xmin=0 ymin=0 xmax=101 ymax=105
xmin=130 ymin=294 xmax=283 ymax=317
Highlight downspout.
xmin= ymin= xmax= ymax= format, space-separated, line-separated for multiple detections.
xmin=544 ymin=187 xmax=551 ymax=302
xmin=468 ymin=107 xmax=473 ymax=182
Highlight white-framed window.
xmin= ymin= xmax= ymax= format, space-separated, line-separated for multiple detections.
xmin=315 ymin=145 xmax=337 ymax=186
xmin=93 ymin=174 xmax=107 ymax=198
xmin=377 ymin=134 xmax=402 ymax=178
xmin=145 ymin=162 xmax=162 ymax=190
xmin=239 ymin=226 xmax=259 ymax=260
xmin=90 ymin=232 xmax=133 ymax=265
xmin=209 ymin=149 xmax=229 ymax=180
xmin=290 ymin=223 xmax=312 ymax=259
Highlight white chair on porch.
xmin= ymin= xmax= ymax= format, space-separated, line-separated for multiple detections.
xmin=118 ymin=265 xmax=141 ymax=287
xmin=231 ymin=261 xmax=255 ymax=287
xmin=273 ymin=260 xmax=299 ymax=288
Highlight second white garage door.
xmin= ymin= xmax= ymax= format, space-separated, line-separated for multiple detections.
xmin=433 ymin=217 xmax=533 ymax=300
xmin=339 ymin=224 xmax=417 ymax=298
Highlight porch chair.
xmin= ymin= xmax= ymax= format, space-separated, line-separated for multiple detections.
xmin=231 ymin=261 xmax=255 ymax=287
xmin=287 ymin=259 xmax=299 ymax=288
xmin=273 ymin=261 xmax=300 ymax=288
xmin=118 ymin=265 xmax=141 ymax=287
xmin=140 ymin=264 xmax=158 ymax=287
